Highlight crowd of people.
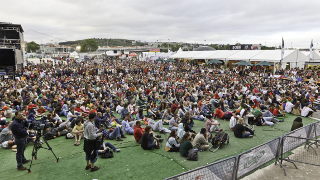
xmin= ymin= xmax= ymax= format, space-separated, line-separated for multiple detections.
xmin=0 ymin=58 xmax=319 ymax=171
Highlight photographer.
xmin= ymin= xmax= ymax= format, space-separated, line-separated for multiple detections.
xmin=83 ymin=113 xmax=102 ymax=172
xmin=10 ymin=111 xmax=30 ymax=170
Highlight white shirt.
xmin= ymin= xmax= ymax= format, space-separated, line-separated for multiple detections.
xmin=301 ymin=107 xmax=312 ymax=117
xmin=240 ymin=109 xmax=246 ymax=118
xmin=284 ymin=102 xmax=295 ymax=113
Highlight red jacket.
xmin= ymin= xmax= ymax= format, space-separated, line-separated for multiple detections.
xmin=171 ymin=103 xmax=180 ymax=113
xmin=215 ymin=108 xmax=225 ymax=119
xmin=133 ymin=125 xmax=144 ymax=142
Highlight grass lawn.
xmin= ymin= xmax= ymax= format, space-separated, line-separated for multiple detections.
xmin=0 ymin=112 xmax=317 ymax=180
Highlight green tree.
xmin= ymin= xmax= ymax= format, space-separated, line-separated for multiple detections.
xmin=80 ymin=39 xmax=98 ymax=52
xmin=26 ymin=41 xmax=40 ymax=53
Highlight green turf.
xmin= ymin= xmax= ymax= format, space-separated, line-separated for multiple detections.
xmin=0 ymin=113 xmax=317 ymax=180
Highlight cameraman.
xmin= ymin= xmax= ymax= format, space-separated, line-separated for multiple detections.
xmin=10 ymin=111 xmax=30 ymax=170
xmin=83 ymin=112 xmax=102 ymax=172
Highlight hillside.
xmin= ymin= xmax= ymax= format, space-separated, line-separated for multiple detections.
xmin=59 ymin=38 xmax=146 ymax=47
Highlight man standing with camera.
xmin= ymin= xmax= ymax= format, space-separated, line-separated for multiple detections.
xmin=10 ymin=111 xmax=30 ymax=170
xmin=83 ymin=112 xmax=102 ymax=172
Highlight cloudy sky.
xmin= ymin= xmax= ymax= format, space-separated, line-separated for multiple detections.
xmin=2 ymin=0 xmax=320 ymax=48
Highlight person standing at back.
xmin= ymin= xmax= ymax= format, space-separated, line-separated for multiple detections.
xmin=83 ymin=112 xmax=102 ymax=172
xmin=10 ymin=111 xmax=30 ymax=170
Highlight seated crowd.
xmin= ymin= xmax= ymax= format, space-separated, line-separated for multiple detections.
xmin=0 ymin=59 xmax=318 ymax=168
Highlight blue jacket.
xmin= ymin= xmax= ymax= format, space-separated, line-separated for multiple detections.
xmin=11 ymin=118 xmax=28 ymax=138
xmin=135 ymin=113 xmax=145 ymax=120
xmin=94 ymin=116 xmax=108 ymax=128
xmin=120 ymin=108 xmax=129 ymax=119
xmin=122 ymin=120 xmax=133 ymax=132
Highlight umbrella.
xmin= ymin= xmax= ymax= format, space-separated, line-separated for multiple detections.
xmin=207 ymin=59 xmax=222 ymax=64
xmin=234 ymin=61 xmax=253 ymax=66
xmin=255 ymin=61 xmax=274 ymax=66
xmin=155 ymin=58 xmax=164 ymax=61
xmin=165 ymin=58 xmax=176 ymax=62
xmin=255 ymin=61 xmax=274 ymax=74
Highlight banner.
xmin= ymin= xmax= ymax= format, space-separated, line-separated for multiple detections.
xmin=237 ymin=138 xmax=280 ymax=178
xmin=310 ymin=39 xmax=313 ymax=60
xmin=167 ymin=157 xmax=236 ymax=180
xmin=281 ymin=37 xmax=284 ymax=60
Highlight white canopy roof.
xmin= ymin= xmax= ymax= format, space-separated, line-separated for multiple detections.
xmin=301 ymin=50 xmax=320 ymax=60
xmin=206 ymin=50 xmax=240 ymax=60
xmin=226 ymin=50 xmax=264 ymax=61
xmin=177 ymin=51 xmax=203 ymax=59
xmin=169 ymin=51 xmax=189 ymax=58
xmin=192 ymin=51 xmax=219 ymax=59
xmin=169 ymin=49 xmax=310 ymax=63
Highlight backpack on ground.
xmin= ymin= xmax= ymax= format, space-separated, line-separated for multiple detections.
xmin=210 ymin=131 xmax=229 ymax=152
xmin=100 ymin=148 xmax=114 ymax=158
xmin=186 ymin=149 xmax=198 ymax=161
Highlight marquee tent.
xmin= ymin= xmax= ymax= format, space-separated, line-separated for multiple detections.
xmin=301 ymin=50 xmax=320 ymax=60
xmin=191 ymin=51 xmax=219 ymax=59
xmin=200 ymin=50 xmax=240 ymax=60
xmin=226 ymin=50 xmax=264 ymax=61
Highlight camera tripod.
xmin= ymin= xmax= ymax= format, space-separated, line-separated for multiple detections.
xmin=27 ymin=129 xmax=59 ymax=173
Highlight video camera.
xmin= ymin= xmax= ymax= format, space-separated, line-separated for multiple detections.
xmin=31 ymin=116 xmax=54 ymax=131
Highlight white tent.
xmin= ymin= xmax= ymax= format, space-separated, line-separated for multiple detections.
xmin=301 ymin=50 xmax=320 ymax=60
xmin=226 ymin=50 xmax=264 ymax=61
xmin=205 ymin=50 xmax=240 ymax=60
xmin=192 ymin=51 xmax=219 ymax=60
xmin=69 ymin=51 xmax=78 ymax=57
xmin=169 ymin=51 xmax=190 ymax=58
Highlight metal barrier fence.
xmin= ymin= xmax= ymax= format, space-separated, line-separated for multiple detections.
xmin=236 ymin=138 xmax=281 ymax=179
xmin=166 ymin=156 xmax=237 ymax=180
xmin=165 ymin=121 xmax=320 ymax=180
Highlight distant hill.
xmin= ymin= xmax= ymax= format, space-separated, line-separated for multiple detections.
xmin=59 ymin=38 xmax=146 ymax=47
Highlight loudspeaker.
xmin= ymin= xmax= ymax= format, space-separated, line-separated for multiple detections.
xmin=113 ymin=50 xmax=117 ymax=53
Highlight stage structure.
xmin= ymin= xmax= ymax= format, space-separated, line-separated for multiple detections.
xmin=0 ymin=22 xmax=25 ymax=79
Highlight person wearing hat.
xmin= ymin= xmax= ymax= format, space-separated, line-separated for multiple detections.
xmin=193 ymin=128 xmax=210 ymax=151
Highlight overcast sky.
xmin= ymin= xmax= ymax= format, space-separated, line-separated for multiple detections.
xmin=2 ymin=0 xmax=320 ymax=48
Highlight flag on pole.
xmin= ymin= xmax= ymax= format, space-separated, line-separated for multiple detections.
xmin=310 ymin=39 xmax=313 ymax=60
xmin=281 ymin=37 xmax=284 ymax=60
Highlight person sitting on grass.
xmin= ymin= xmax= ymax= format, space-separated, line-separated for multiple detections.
xmin=165 ymin=130 xmax=180 ymax=152
xmin=179 ymin=132 xmax=194 ymax=157
xmin=255 ymin=113 xmax=274 ymax=126
xmin=147 ymin=115 xmax=171 ymax=134
xmin=72 ymin=118 xmax=84 ymax=146
xmin=177 ymin=123 xmax=186 ymax=139
xmin=36 ymin=105 xmax=46 ymax=117
xmin=215 ymin=105 xmax=232 ymax=120
xmin=291 ymin=117 xmax=303 ymax=131
xmin=141 ymin=126 xmax=160 ymax=150
xmin=122 ymin=113 xmax=134 ymax=135
xmin=206 ymin=114 xmax=222 ymax=133
xmin=193 ymin=128 xmax=210 ymax=151
xmin=0 ymin=121 xmax=16 ymax=151
xmin=301 ymin=104 xmax=315 ymax=117
xmin=135 ymin=108 xmax=145 ymax=121
xmin=104 ymin=108 xmax=121 ymax=125
xmin=133 ymin=120 xmax=144 ymax=144
xmin=97 ymin=133 xmax=120 ymax=153
xmin=169 ymin=113 xmax=180 ymax=131
xmin=230 ymin=112 xmax=240 ymax=130
xmin=273 ymin=105 xmax=286 ymax=118
xmin=234 ymin=118 xmax=254 ymax=138
xmin=101 ymin=125 xmax=127 ymax=141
